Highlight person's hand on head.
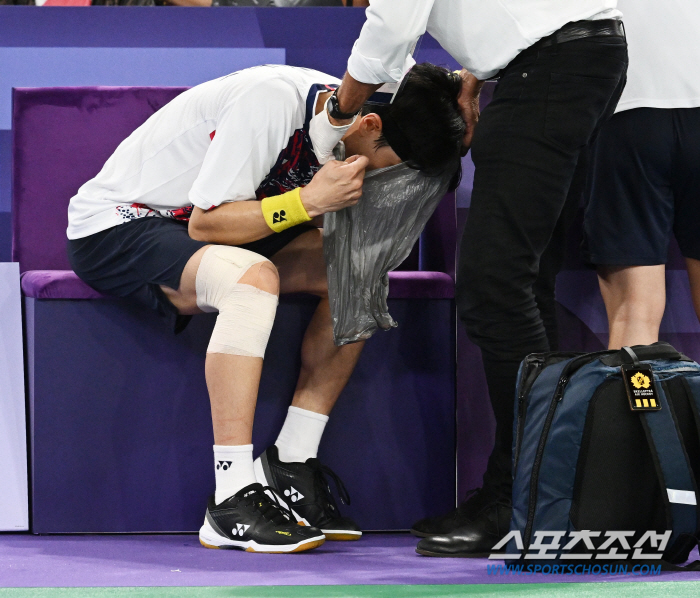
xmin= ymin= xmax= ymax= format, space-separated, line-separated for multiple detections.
xmin=309 ymin=94 xmax=357 ymax=165
xmin=456 ymin=68 xmax=485 ymax=154
xmin=300 ymin=154 xmax=369 ymax=217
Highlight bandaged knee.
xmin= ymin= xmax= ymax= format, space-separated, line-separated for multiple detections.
xmin=195 ymin=245 xmax=278 ymax=358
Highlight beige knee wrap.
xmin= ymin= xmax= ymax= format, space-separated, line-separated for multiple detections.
xmin=195 ymin=245 xmax=278 ymax=358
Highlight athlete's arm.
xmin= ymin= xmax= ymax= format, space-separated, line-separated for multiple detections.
xmin=188 ymin=155 xmax=368 ymax=246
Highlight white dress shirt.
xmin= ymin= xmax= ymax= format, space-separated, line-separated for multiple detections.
xmin=615 ymin=0 xmax=700 ymax=112
xmin=348 ymin=0 xmax=622 ymax=82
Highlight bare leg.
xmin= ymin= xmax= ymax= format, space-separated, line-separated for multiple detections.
xmin=161 ymin=245 xmax=280 ymax=445
xmin=686 ymin=258 xmax=700 ymax=324
xmin=597 ymin=264 xmax=666 ymax=350
xmin=271 ymin=229 xmax=364 ymax=416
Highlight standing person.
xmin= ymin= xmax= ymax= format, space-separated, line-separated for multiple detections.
xmin=309 ymin=0 xmax=628 ymax=556
xmin=583 ymin=0 xmax=700 ymax=351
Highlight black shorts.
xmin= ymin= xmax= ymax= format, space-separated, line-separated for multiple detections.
xmin=582 ymin=107 xmax=700 ymax=265
xmin=67 ymin=217 xmax=314 ymax=330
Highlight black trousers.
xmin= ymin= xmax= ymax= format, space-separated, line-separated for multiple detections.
xmin=456 ymin=35 xmax=628 ymax=499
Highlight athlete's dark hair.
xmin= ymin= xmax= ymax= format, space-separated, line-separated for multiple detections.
xmin=362 ymin=63 xmax=465 ymax=189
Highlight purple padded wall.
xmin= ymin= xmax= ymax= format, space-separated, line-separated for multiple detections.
xmin=12 ymin=87 xmax=187 ymax=272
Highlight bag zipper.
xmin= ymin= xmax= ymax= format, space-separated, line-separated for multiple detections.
xmin=522 ymin=374 xmax=569 ymax=548
xmin=655 ymin=368 xmax=700 ymax=378
xmin=513 ymin=356 xmax=545 ymax=472
xmin=521 ymin=350 xmax=614 ymax=550
xmin=513 ymin=352 xmax=580 ymax=472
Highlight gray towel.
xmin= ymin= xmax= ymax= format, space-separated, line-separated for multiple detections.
xmin=323 ymin=163 xmax=452 ymax=346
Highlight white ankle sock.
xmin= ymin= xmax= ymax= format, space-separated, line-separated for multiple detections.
xmin=275 ymin=406 xmax=329 ymax=463
xmin=213 ymin=444 xmax=256 ymax=504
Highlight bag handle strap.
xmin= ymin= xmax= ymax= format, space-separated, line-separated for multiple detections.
xmin=622 ymin=346 xmax=641 ymax=366
xmin=600 ymin=341 xmax=691 ymax=367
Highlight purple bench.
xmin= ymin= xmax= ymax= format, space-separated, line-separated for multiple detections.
xmin=14 ymin=87 xmax=457 ymax=533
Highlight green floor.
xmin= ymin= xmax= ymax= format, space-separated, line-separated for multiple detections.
xmin=2 ymin=583 xmax=700 ymax=598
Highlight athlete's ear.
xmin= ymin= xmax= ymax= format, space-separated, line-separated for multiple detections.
xmin=359 ymin=112 xmax=383 ymax=136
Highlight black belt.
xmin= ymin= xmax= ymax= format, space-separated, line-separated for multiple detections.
xmin=535 ymin=19 xmax=625 ymax=48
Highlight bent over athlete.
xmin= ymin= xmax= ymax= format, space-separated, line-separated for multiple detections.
xmin=66 ymin=64 xmax=465 ymax=553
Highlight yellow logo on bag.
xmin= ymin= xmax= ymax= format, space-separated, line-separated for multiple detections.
xmin=631 ymin=372 xmax=651 ymax=389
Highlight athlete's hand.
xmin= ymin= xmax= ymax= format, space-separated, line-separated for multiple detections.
xmin=300 ymin=155 xmax=369 ymax=217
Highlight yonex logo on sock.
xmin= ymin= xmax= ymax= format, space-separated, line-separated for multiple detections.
xmin=234 ymin=523 xmax=250 ymax=536
xmin=216 ymin=461 xmax=232 ymax=471
xmin=284 ymin=486 xmax=304 ymax=503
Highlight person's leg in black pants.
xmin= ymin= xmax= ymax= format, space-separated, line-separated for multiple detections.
xmin=414 ymin=36 xmax=627 ymax=556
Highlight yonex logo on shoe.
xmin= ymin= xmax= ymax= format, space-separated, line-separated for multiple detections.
xmin=234 ymin=523 xmax=250 ymax=536
xmin=284 ymin=486 xmax=304 ymax=503
xmin=216 ymin=461 xmax=232 ymax=471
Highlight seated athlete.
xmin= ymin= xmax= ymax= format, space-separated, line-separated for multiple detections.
xmin=66 ymin=63 xmax=465 ymax=554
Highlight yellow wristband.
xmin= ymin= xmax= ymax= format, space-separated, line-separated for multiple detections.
xmin=261 ymin=188 xmax=312 ymax=233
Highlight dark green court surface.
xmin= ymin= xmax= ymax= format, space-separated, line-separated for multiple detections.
xmin=2 ymin=582 xmax=700 ymax=598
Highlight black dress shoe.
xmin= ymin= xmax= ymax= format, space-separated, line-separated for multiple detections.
xmin=415 ymin=500 xmax=512 ymax=558
xmin=411 ymin=488 xmax=494 ymax=537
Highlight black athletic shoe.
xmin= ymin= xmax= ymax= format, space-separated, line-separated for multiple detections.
xmin=411 ymin=488 xmax=495 ymax=538
xmin=199 ymin=483 xmax=325 ymax=553
xmin=254 ymin=446 xmax=362 ymax=541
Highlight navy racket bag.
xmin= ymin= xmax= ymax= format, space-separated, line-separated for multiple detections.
xmin=505 ymin=342 xmax=700 ymax=566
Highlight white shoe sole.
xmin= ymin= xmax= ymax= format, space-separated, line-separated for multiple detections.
xmin=198 ymin=519 xmax=325 ymax=553
xmin=253 ymin=456 xmax=363 ymax=541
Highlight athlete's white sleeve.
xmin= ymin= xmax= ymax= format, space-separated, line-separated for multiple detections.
xmin=188 ymin=79 xmax=300 ymax=211
xmin=347 ymin=0 xmax=434 ymax=84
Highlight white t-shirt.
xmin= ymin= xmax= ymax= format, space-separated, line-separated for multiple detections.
xmin=67 ymin=65 xmax=340 ymax=240
xmin=348 ymin=0 xmax=622 ymax=82
xmin=615 ymin=0 xmax=700 ymax=112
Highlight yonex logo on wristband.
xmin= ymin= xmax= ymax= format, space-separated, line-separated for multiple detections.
xmin=261 ymin=188 xmax=311 ymax=233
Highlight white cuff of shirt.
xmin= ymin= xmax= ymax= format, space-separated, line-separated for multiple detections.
xmin=347 ymin=42 xmax=416 ymax=85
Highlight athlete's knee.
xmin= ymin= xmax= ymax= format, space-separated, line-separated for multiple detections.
xmin=241 ymin=260 xmax=279 ymax=296
xmin=195 ymin=245 xmax=279 ymax=357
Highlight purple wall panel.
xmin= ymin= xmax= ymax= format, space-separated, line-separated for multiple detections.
xmin=0 ymin=7 xmax=265 ymax=48
xmin=27 ymin=296 xmax=455 ymax=533
xmin=12 ymin=87 xmax=186 ymax=272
